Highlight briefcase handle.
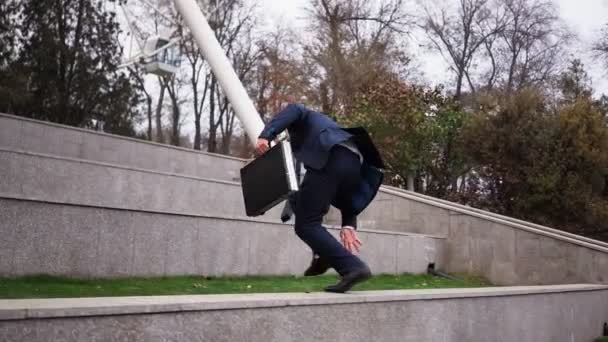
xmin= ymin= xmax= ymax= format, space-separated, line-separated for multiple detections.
xmin=269 ymin=132 xmax=288 ymax=147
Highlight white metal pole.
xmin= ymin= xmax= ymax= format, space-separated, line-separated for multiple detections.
xmin=173 ymin=0 xmax=264 ymax=146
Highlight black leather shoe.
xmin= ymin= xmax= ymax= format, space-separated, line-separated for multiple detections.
xmin=324 ymin=266 xmax=372 ymax=293
xmin=304 ymin=256 xmax=331 ymax=276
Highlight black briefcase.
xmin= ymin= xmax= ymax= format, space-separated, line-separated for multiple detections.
xmin=240 ymin=141 xmax=299 ymax=217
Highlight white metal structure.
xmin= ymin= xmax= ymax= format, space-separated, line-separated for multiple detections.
xmin=142 ymin=35 xmax=180 ymax=76
xmin=117 ymin=3 xmax=181 ymax=75
xmin=173 ymin=0 xmax=264 ymax=145
xmin=119 ymin=0 xmax=264 ymax=145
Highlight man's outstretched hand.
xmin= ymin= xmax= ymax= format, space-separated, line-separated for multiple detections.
xmin=255 ymin=138 xmax=270 ymax=156
xmin=340 ymin=227 xmax=362 ymax=254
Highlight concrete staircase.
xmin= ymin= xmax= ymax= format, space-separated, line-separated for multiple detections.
xmin=0 ymin=113 xmax=444 ymax=278
xmin=2 ymin=113 xmax=607 ymax=285
xmin=3 ymin=113 xmax=608 ymax=342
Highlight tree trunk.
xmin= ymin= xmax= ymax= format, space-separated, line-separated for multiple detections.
xmin=221 ymin=134 xmax=231 ymax=155
xmin=155 ymin=80 xmax=166 ymax=143
xmin=208 ymin=76 xmax=218 ymax=153
xmin=146 ymin=95 xmax=152 ymax=140
xmin=193 ymin=75 xmax=210 ymax=150
xmin=506 ymin=52 xmax=518 ymax=94
xmin=191 ymin=68 xmax=205 ymax=151
xmin=450 ymin=178 xmax=458 ymax=195
xmin=459 ymin=175 xmax=467 ymax=194
xmin=455 ymin=70 xmax=464 ymax=100
xmin=407 ymin=174 xmax=415 ymax=192
xmin=164 ymin=77 xmax=181 ymax=147
xmin=194 ymin=117 xmax=202 ymax=150
xmin=171 ymin=104 xmax=180 ymax=146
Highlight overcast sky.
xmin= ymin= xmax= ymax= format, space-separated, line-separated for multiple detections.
xmin=259 ymin=0 xmax=608 ymax=96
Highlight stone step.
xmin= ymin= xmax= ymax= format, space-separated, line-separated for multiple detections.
xmin=0 ymin=148 xmax=279 ymax=221
xmin=1 ymin=285 xmax=607 ymax=341
xmin=0 ymin=198 xmax=445 ymax=278
xmin=0 ymin=113 xmax=246 ymax=182
xmin=0 ymin=147 xmax=439 ymax=234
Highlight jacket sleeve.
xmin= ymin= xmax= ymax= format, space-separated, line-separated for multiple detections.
xmin=340 ymin=210 xmax=357 ymax=230
xmin=258 ymin=103 xmax=306 ymax=141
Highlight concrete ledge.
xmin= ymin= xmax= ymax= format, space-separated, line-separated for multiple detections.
xmin=0 ymin=199 xmax=445 ymax=278
xmin=1 ymin=285 xmax=607 ymax=341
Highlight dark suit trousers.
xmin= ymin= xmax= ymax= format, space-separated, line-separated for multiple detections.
xmin=294 ymin=145 xmax=367 ymax=276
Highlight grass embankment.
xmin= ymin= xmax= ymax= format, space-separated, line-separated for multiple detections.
xmin=0 ymin=273 xmax=492 ymax=299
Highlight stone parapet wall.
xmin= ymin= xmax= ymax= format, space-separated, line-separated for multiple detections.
xmin=328 ymin=191 xmax=608 ymax=285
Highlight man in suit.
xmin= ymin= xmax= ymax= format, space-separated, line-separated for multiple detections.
xmin=256 ymin=103 xmax=384 ymax=293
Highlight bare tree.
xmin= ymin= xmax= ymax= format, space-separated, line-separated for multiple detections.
xmin=253 ymin=28 xmax=315 ymax=119
xmin=162 ymin=74 xmax=187 ymax=146
xmin=120 ymin=0 xmax=176 ymax=143
xmin=472 ymin=4 xmax=509 ymax=91
xmin=217 ymin=28 xmax=262 ymax=154
xmin=593 ymin=23 xmax=608 ymax=70
xmin=127 ymin=65 xmax=154 ymax=140
xmin=180 ymin=26 xmax=209 ymax=150
xmin=304 ymin=0 xmax=413 ymax=114
xmin=496 ymin=0 xmax=569 ymax=93
xmin=422 ymin=0 xmax=506 ymax=99
xmin=154 ymin=77 xmax=167 ymax=143
xmin=479 ymin=29 xmax=502 ymax=91
xmin=200 ymin=0 xmax=258 ymax=153
xmin=172 ymin=0 xmax=217 ymax=151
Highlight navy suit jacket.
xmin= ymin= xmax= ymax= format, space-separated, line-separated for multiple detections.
xmin=259 ymin=104 xmax=384 ymax=225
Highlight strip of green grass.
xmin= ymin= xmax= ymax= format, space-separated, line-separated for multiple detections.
xmin=0 ymin=274 xmax=492 ymax=299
